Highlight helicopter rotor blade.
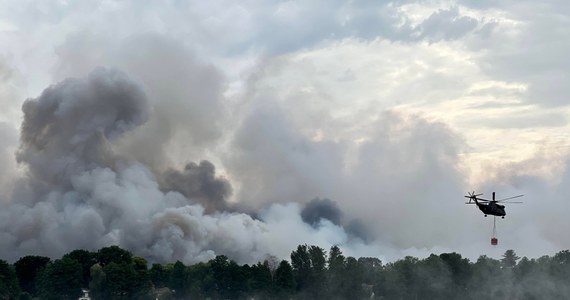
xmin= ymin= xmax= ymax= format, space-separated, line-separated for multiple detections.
xmin=465 ymin=192 xmax=485 ymax=204
xmin=498 ymin=201 xmax=523 ymax=204
xmin=496 ymin=195 xmax=524 ymax=202
xmin=464 ymin=194 xmax=484 ymax=199
xmin=464 ymin=196 xmax=491 ymax=202
xmin=467 ymin=192 xmax=483 ymax=197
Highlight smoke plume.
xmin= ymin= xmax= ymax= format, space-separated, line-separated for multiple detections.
xmin=301 ymin=198 xmax=342 ymax=227
xmin=0 ymin=68 xmax=376 ymax=264
xmin=17 ymin=68 xmax=149 ymax=191
xmin=159 ymin=160 xmax=232 ymax=213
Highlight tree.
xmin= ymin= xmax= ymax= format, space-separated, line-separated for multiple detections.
xmin=439 ymin=252 xmax=471 ymax=298
xmin=342 ymin=257 xmax=366 ymax=299
xmin=150 ymin=263 xmax=169 ymax=288
xmin=308 ymin=245 xmax=327 ymax=298
xmin=358 ymin=257 xmax=384 ymax=299
xmin=327 ymin=246 xmax=346 ymax=299
xmin=185 ymin=262 xmax=214 ymax=299
xmin=62 ymin=249 xmax=97 ymax=288
xmin=168 ymin=261 xmax=187 ymax=296
xmin=97 ymin=246 xmax=132 ymax=266
xmin=552 ymin=250 xmax=570 ymax=278
xmin=87 ymin=249 xmax=152 ymax=300
xmin=273 ymin=260 xmax=295 ymax=299
xmin=416 ymin=254 xmax=452 ymax=300
xmin=501 ymin=249 xmax=520 ymax=268
xmin=328 ymin=246 xmax=345 ymax=272
xmin=468 ymin=255 xmax=502 ymax=299
xmin=130 ymin=256 xmax=152 ymax=299
xmin=512 ymin=257 xmax=557 ymax=300
xmin=382 ymin=256 xmax=419 ymax=299
xmin=290 ymin=245 xmax=311 ymax=291
xmin=249 ymin=261 xmax=272 ymax=297
xmin=89 ymin=263 xmax=107 ymax=300
xmin=37 ymin=257 xmax=82 ymax=300
xmin=103 ymin=262 xmax=138 ymax=299
xmin=0 ymin=259 xmax=20 ymax=300
xmin=209 ymin=255 xmax=248 ymax=299
xmin=358 ymin=257 xmax=382 ymax=284
xmin=14 ymin=255 xmax=50 ymax=296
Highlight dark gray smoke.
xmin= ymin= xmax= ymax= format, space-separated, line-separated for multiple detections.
xmin=0 ymin=68 xmax=375 ymax=264
xmin=301 ymin=198 xmax=372 ymax=242
xmin=301 ymin=198 xmax=342 ymax=226
xmin=159 ymin=160 xmax=232 ymax=213
xmin=17 ymin=68 xmax=149 ymax=192
xmin=345 ymin=219 xmax=372 ymax=243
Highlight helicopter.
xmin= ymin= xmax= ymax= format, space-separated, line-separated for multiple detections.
xmin=465 ymin=191 xmax=523 ymax=218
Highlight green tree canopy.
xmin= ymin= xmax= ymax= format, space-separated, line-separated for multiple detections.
xmin=97 ymin=246 xmax=133 ymax=266
xmin=274 ymin=260 xmax=295 ymax=299
xmin=14 ymin=255 xmax=50 ymax=296
xmin=150 ymin=263 xmax=169 ymax=288
xmin=248 ymin=261 xmax=272 ymax=297
xmin=37 ymin=257 xmax=82 ymax=300
xmin=0 ymin=259 xmax=20 ymax=300
xmin=501 ymin=249 xmax=521 ymax=268
xmin=62 ymin=249 xmax=97 ymax=288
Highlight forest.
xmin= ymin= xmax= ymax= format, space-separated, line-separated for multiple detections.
xmin=1 ymin=245 xmax=570 ymax=300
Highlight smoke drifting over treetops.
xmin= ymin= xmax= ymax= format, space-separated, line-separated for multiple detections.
xmin=1 ymin=32 xmax=569 ymax=265
xmin=0 ymin=68 xmax=380 ymax=264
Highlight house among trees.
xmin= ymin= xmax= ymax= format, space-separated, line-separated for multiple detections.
xmin=78 ymin=289 xmax=90 ymax=300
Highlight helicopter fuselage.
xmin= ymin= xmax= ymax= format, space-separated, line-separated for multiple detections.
xmin=476 ymin=201 xmax=505 ymax=217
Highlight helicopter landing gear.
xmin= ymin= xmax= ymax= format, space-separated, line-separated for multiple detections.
xmin=484 ymin=215 xmax=487 ymax=217
xmin=502 ymin=216 xmax=504 ymax=219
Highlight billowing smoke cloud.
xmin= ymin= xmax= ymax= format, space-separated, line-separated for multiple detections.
xmin=159 ymin=160 xmax=232 ymax=213
xmin=301 ymin=198 xmax=372 ymax=242
xmin=224 ymin=92 xmax=472 ymax=251
xmin=0 ymin=68 xmax=378 ymax=264
xmin=3 ymin=62 xmax=562 ymax=266
xmin=301 ymin=197 xmax=342 ymax=226
xmin=45 ymin=33 xmax=229 ymax=175
xmin=17 ymin=68 xmax=149 ymax=192
xmin=0 ymin=122 xmax=18 ymax=197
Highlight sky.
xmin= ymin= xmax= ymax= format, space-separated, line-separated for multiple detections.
xmin=0 ymin=0 xmax=570 ymax=264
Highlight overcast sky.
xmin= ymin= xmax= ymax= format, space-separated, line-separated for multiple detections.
xmin=1 ymin=0 xmax=570 ymax=262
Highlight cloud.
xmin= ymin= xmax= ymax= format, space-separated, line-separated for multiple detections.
xmin=459 ymin=0 xmax=570 ymax=107
xmin=465 ymin=112 xmax=568 ymax=129
xmin=414 ymin=6 xmax=479 ymax=42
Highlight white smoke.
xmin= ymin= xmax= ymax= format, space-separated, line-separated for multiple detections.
xmin=0 ymin=68 xmax=379 ymax=264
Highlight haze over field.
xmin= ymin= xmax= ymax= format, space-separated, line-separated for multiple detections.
xmin=1 ymin=0 xmax=570 ymax=264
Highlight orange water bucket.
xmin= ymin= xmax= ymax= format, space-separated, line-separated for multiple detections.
xmin=491 ymin=237 xmax=498 ymax=245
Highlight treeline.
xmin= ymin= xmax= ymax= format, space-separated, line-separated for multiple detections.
xmin=1 ymin=245 xmax=570 ymax=300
